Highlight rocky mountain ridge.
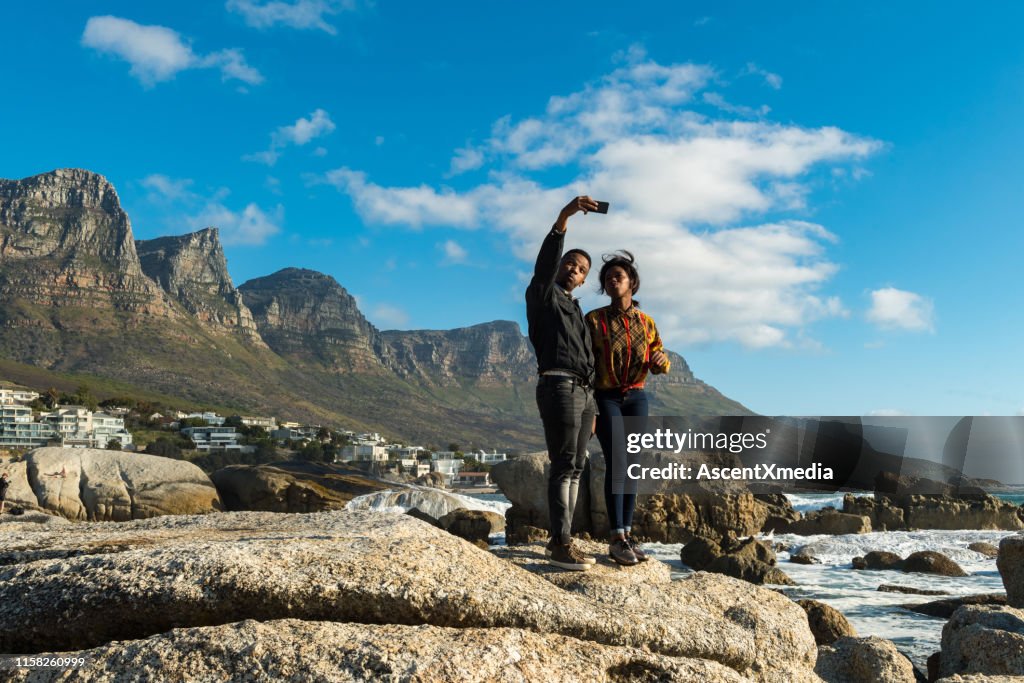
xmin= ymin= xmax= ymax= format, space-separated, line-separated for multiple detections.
xmin=0 ymin=168 xmax=748 ymax=448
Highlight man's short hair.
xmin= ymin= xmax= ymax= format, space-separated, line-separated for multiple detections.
xmin=563 ymin=248 xmax=592 ymax=267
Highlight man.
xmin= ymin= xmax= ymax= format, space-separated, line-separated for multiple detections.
xmin=525 ymin=195 xmax=600 ymax=571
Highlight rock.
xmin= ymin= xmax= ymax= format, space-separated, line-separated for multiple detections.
xmin=903 ymin=551 xmax=968 ymax=577
xmin=785 ymin=509 xmax=872 ymax=535
xmin=852 ymin=550 xmax=904 ymax=570
xmin=0 ymin=510 xmax=819 ymax=682
xmin=438 ymin=508 xmax=505 ymax=543
xmin=816 ymin=635 xmax=919 ymax=683
xmin=0 ymin=619 xmax=753 ymax=683
xmin=790 ymin=550 xmax=820 ymax=565
xmin=212 ymin=460 xmax=390 ymax=512
xmin=506 ymin=524 xmax=548 ymax=545
xmin=875 ymin=471 xmax=956 ymax=497
xmin=754 ymin=492 xmax=802 ymax=533
xmin=680 ymin=536 xmax=723 ymax=570
xmin=414 ymin=471 xmax=447 ymax=488
xmin=902 ymin=495 xmax=1024 ymax=532
xmin=136 ymin=228 xmax=263 ymax=341
xmin=969 ymin=542 xmax=999 ymax=558
xmin=348 ymin=486 xmax=505 ymax=521
xmin=491 ymin=452 xmax=592 ymax=539
xmin=13 ymin=447 xmax=220 ymax=521
xmin=727 ymin=537 xmax=776 ymax=566
xmin=997 ymin=534 xmax=1024 ymax=607
xmin=844 ymin=493 xmax=905 ymax=531
xmin=493 ymin=540 xmax=818 ymax=681
xmin=404 ymin=507 xmax=441 ymax=527
xmin=878 ymin=584 xmax=950 ymax=596
xmin=939 ymin=605 xmax=1024 ymax=678
xmin=797 ymin=599 xmax=857 ymax=645
xmin=705 ymin=555 xmax=796 ymax=586
xmin=903 ymin=594 xmax=1007 ymax=619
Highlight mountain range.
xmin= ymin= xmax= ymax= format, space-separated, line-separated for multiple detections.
xmin=0 ymin=168 xmax=749 ymax=450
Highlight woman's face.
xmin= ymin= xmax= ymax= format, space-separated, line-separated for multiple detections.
xmin=603 ymin=265 xmax=632 ymax=299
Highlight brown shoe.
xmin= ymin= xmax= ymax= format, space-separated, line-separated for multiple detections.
xmin=609 ymin=538 xmax=639 ymax=566
xmin=549 ymin=542 xmax=591 ymax=571
xmin=545 ymin=539 xmax=596 ymax=564
xmin=627 ymin=535 xmax=649 ymax=562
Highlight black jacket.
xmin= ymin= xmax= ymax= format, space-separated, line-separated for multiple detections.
xmin=525 ymin=228 xmax=595 ymax=383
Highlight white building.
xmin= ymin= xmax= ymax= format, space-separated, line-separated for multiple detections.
xmin=0 ymin=385 xmax=39 ymax=405
xmin=339 ymin=443 xmax=388 ymax=462
xmin=181 ymin=426 xmax=242 ymax=452
xmin=431 ymin=450 xmax=458 ymax=461
xmin=239 ymin=415 xmax=277 ymax=430
xmin=91 ymin=412 xmax=133 ymax=448
xmin=473 ymin=450 xmax=508 ymax=464
xmin=0 ymin=403 xmax=57 ymax=448
xmin=431 ymin=458 xmax=464 ymax=484
xmin=399 ymin=458 xmax=431 ymax=477
xmin=181 ymin=411 xmax=226 ymax=426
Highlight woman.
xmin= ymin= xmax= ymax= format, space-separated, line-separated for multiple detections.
xmin=585 ymin=251 xmax=670 ymax=566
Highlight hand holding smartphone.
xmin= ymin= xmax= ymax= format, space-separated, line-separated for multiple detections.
xmin=594 ymin=201 xmax=610 ymax=214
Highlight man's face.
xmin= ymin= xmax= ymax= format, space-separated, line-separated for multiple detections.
xmin=556 ymin=253 xmax=590 ymax=292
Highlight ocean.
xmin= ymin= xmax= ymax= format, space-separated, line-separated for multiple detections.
xmin=349 ymin=488 xmax=1020 ymax=671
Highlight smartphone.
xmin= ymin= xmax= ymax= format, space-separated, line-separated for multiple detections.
xmin=594 ymin=201 xmax=610 ymax=214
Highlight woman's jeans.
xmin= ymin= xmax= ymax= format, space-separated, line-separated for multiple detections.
xmin=595 ymin=388 xmax=649 ymax=535
xmin=536 ymin=376 xmax=597 ymax=545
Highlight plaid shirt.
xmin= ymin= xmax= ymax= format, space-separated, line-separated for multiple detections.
xmin=585 ymin=305 xmax=670 ymax=391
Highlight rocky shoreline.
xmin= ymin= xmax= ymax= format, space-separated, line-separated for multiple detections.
xmin=2 ymin=449 xmax=1023 ymax=681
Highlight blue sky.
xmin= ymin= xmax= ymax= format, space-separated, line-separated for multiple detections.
xmin=2 ymin=2 xmax=1023 ymax=417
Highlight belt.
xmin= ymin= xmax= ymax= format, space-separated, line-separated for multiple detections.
xmin=539 ymin=370 xmax=591 ymax=388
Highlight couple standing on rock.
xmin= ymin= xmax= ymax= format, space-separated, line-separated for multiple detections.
xmin=526 ymin=195 xmax=671 ymax=571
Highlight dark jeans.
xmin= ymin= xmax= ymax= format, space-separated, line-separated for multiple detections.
xmin=536 ymin=376 xmax=597 ymax=545
xmin=595 ymin=388 xmax=649 ymax=534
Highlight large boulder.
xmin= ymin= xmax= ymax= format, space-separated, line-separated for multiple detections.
xmin=211 ymin=460 xmax=390 ymax=512
xmin=438 ymin=508 xmax=505 ymax=543
xmin=7 ymin=447 xmax=220 ymax=521
xmin=493 ymin=540 xmax=817 ymax=681
xmin=901 ymin=495 xmax=1024 ymax=531
xmin=681 ymin=536 xmax=724 ymax=571
xmin=903 ymin=594 xmax=1006 ymax=619
xmin=490 ymin=452 xmax=592 ymax=538
xmin=754 ymin=492 xmax=801 ymax=533
xmin=815 ymin=636 xmax=918 ymax=683
xmin=797 ymin=599 xmax=857 ymax=645
xmin=902 ymin=551 xmax=968 ymax=577
xmin=852 ymin=550 xmax=904 ymax=571
xmin=3 ymin=620 xmax=750 ymax=683
xmin=705 ymin=555 xmax=796 ymax=586
xmin=785 ymin=509 xmax=871 ymax=535
xmin=939 ymin=605 xmax=1024 ymax=678
xmin=997 ymin=534 xmax=1024 ymax=607
xmin=843 ymin=494 xmax=905 ymax=530
xmin=0 ymin=510 xmax=820 ymax=682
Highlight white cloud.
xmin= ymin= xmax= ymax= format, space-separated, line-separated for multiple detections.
xmin=188 ymin=202 xmax=283 ymax=246
xmin=323 ymin=168 xmax=480 ymax=228
xmin=82 ymin=16 xmax=262 ymax=87
xmin=226 ymin=0 xmax=354 ymax=34
xmin=246 ymin=109 xmax=336 ymax=166
xmin=440 ymin=240 xmax=468 ymax=265
xmin=449 ymin=146 xmax=485 ymax=175
xmin=321 ymin=54 xmax=884 ymax=348
xmin=371 ymin=304 xmax=409 ymax=328
xmin=744 ymin=62 xmax=783 ymax=90
xmin=867 ymin=287 xmax=935 ymax=332
xmin=141 ymin=174 xmax=195 ymax=201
